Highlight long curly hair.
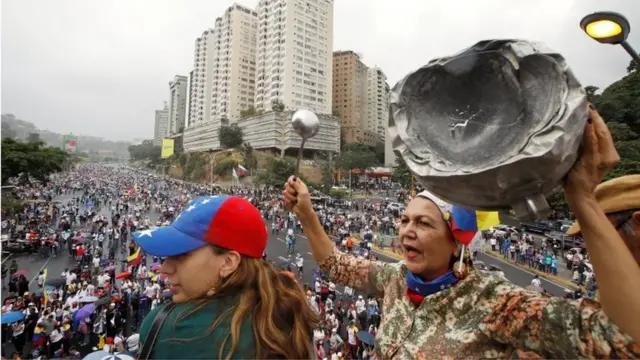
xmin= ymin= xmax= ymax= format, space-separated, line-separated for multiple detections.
xmin=175 ymin=245 xmax=319 ymax=359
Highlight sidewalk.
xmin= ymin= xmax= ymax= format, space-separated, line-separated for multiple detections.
xmin=483 ymin=248 xmax=578 ymax=290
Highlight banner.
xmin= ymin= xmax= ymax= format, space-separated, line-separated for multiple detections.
xmin=62 ymin=135 xmax=78 ymax=153
xmin=161 ymin=139 xmax=174 ymax=159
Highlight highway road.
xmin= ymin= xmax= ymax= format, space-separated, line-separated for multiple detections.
xmin=266 ymin=229 xmax=571 ymax=298
xmin=2 ymin=194 xmax=570 ymax=304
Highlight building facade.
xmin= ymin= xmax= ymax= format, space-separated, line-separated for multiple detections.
xmin=210 ymin=4 xmax=259 ymax=123
xmin=367 ymin=66 xmax=390 ymax=142
xmin=254 ymin=0 xmax=334 ymax=115
xmin=238 ymin=110 xmax=339 ymax=155
xmin=183 ymin=121 xmax=222 ymax=152
xmin=384 ymin=127 xmax=397 ymax=166
xmin=167 ymin=75 xmax=188 ymax=135
xmin=332 ymin=50 xmax=379 ymax=146
xmin=187 ymin=30 xmax=216 ymax=128
xmin=153 ymin=102 xmax=169 ymax=146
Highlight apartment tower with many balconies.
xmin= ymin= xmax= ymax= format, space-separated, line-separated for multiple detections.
xmin=254 ymin=0 xmax=333 ymax=114
xmin=210 ymin=4 xmax=259 ymax=123
xmin=366 ymin=66 xmax=390 ymax=142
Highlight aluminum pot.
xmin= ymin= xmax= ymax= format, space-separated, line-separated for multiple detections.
xmin=389 ymin=39 xmax=588 ymax=221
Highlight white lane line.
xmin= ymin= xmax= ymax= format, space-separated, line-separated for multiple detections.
xmin=1 ymin=254 xmax=13 ymax=264
xmin=29 ymin=257 xmax=52 ymax=286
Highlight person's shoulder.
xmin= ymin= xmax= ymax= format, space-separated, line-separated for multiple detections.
xmin=139 ymin=304 xmax=167 ymax=340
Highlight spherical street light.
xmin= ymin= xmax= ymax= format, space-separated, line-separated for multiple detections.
xmin=580 ymin=11 xmax=640 ymax=63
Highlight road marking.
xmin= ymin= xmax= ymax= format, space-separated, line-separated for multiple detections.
xmin=29 ymin=257 xmax=52 ymax=286
xmin=1 ymin=254 xmax=13 ymax=264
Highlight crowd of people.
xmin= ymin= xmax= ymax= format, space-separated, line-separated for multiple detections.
xmin=0 ymin=165 xmax=398 ymax=359
xmin=1 ymin=107 xmax=639 ymax=359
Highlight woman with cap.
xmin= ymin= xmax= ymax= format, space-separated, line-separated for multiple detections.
xmin=133 ymin=195 xmax=318 ymax=359
xmin=282 ymin=107 xmax=640 ymax=358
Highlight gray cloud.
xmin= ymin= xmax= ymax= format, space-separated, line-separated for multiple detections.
xmin=2 ymin=0 xmax=638 ymax=141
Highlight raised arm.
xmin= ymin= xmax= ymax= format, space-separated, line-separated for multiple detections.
xmin=283 ymin=176 xmax=399 ymax=295
xmin=562 ymin=107 xmax=640 ymax=341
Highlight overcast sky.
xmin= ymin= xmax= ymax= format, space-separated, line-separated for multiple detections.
xmin=1 ymin=0 xmax=638 ymax=141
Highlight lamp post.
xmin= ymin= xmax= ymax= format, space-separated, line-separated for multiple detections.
xmin=580 ymin=11 xmax=640 ymax=63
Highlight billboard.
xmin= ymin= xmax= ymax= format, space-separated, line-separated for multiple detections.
xmin=161 ymin=138 xmax=175 ymax=159
xmin=62 ymin=135 xmax=78 ymax=153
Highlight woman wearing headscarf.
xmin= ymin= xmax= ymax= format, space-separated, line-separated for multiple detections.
xmin=134 ymin=195 xmax=318 ymax=359
xmin=282 ymin=107 xmax=640 ymax=358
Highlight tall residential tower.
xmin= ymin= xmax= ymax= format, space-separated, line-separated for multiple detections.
xmin=254 ymin=0 xmax=334 ymax=114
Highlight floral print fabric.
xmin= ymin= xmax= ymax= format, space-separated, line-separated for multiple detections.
xmin=318 ymin=246 xmax=640 ymax=359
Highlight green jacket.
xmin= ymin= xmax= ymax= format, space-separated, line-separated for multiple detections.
xmin=140 ymin=297 xmax=258 ymax=359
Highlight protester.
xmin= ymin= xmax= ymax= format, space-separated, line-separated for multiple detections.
xmin=282 ymin=106 xmax=640 ymax=358
xmin=134 ymin=195 xmax=319 ymax=359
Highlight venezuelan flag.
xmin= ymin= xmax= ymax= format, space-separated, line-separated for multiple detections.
xmin=32 ymin=327 xmax=46 ymax=346
xmin=63 ymin=324 xmax=72 ymax=339
xmin=450 ymin=206 xmax=501 ymax=246
xmin=128 ymin=247 xmax=142 ymax=266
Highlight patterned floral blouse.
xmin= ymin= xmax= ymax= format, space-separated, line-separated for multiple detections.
xmin=318 ymin=246 xmax=640 ymax=359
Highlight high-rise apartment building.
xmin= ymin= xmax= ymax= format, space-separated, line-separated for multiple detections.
xmin=332 ymin=50 xmax=377 ymax=146
xmin=154 ymin=102 xmax=169 ymax=146
xmin=167 ymin=75 xmax=188 ymax=135
xmin=187 ymin=30 xmax=216 ymax=127
xmin=254 ymin=0 xmax=333 ymax=114
xmin=366 ymin=66 xmax=390 ymax=141
xmin=210 ymin=4 xmax=259 ymax=123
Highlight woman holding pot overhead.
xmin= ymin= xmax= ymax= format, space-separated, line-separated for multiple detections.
xmin=133 ymin=196 xmax=318 ymax=359
xmin=282 ymin=107 xmax=640 ymax=359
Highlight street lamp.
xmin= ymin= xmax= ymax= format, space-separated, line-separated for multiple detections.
xmin=580 ymin=11 xmax=640 ymax=63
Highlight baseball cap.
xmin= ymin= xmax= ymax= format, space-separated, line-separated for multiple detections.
xmin=567 ymin=175 xmax=640 ymax=236
xmin=132 ymin=195 xmax=267 ymax=258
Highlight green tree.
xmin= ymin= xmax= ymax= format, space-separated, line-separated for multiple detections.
xmin=319 ymin=160 xmax=335 ymax=193
xmin=128 ymin=140 xmax=161 ymax=161
xmin=1 ymin=122 xmax=16 ymax=139
xmin=329 ymin=188 xmax=347 ymax=199
xmin=335 ymin=142 xmax=379 ymax=172
xmin=254 ymin=157 xmax=308 ymax=187
xmin=1 ymin=138 xmax=69 ymax=184
xmin=239 ymin=106 xmax=264 ymax=119
xmin=241 ymin=142 xmax=257 ymax=170
xmin=549 ymin=61 xmax=639 ymax=212
xmin=271 ymin=99 xmax=285 ymax=112
xmin=391 ymin=157 xmax=413 ymax=189
xmin=27 ymin=133 xmax=40 ymax=142
xmin=219 ymin=124 xmax=244 ymax=149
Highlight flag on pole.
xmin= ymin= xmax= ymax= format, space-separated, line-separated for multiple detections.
xmin=450 ymin=206 xmax=501 ymax=246
xmin=43 ymin=268 xmax=49 ymax=306
xmin=128 ymin=247 xmax=142 ymax=266
xmin=237 ymin=165 xmax=248 ymax=176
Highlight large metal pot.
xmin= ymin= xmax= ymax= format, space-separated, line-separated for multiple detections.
xmin=389 ymin=39 xmax=588 ymax=221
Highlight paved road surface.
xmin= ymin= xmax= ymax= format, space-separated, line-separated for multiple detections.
xmin=2 ymin=193 xmax=569 ymax=303
xmin=265 ymin=229 xmax=570 ymax=298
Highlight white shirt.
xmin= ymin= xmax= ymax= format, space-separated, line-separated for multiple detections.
xmin=531 ymin=278 xmax=542 ymax=287
xmin=126 ymin=333 xmax=140 ymax=352
xmin=347 ymin=327 xmax=357 ymax=345
xmin=50 ymin=329 xmax=63 ymax=343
